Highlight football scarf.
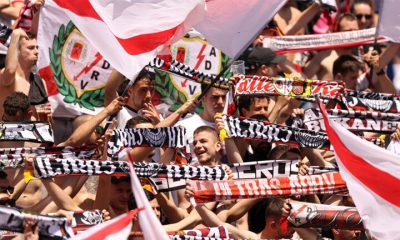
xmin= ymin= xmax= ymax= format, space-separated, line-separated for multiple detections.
xmin=303 ymin=108 xmax=400 ymax=133
xmin=107 ymin=127 xmax=188 ymax=158
xmin=71 ymin=210 xmax=106 ymax=234
xmin=0 ymin=206 xmax=73 ymax=239
xmin=344 ymin=96 xmax=400 ymax=113
xmin=220 ymin=115 xmax=331 ymax=150
xmin=287 ymin=201 xmax=364 ymax=230
xmin=234 ymin=75 xmax=344 ymax=99
xmin=149 ymin=57 xmax=230 ymax=90
xmin=190 ymin=172 xmax=347 ymax=204
xmin=0 ymin=146 xmax=97 ymax=170
xmin=263 ymin=28 xmax=387 ymax=54
xmin=32 ymin=158 xmax=228 ymax=180
xmin=346 ymin=90 xmax=400 ymax=101
xmin=149 ymin=160 xmax=338 ymax=192
xmin=0 ymin=122 xmax=53 ymax=143
xmin=168 ymin=226 xmax=230 ymax=239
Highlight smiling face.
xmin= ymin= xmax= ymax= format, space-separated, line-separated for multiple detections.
xmin=353 ymin=3 xmax=373 ymax=29
xmin=193 ymin=129 xmax=221 ymax=166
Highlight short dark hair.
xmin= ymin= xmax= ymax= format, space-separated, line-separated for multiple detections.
xmin=193 ymin=125 xmax=219 ymax=140
xmin=125 ymin=115 xmax=153 ymax=128
xmin=111 ymin=176 xmax=130 ymax=184
xmin=267 ymin=144 xmax=301 ymax=160
xmin=350 ymin=0 xmax=374 ymax=13
xmin=118 ymin=67 xmax=153 ymax=96
xmin=238 ymin=95 xmax=269 ymax=116
xmin=333 ymin=55 xmax=361 ymax=77
xmin=265 ymin=198 xmax=285 ymax=222
xmin=3 ymin=92 xmax=30 ymax=116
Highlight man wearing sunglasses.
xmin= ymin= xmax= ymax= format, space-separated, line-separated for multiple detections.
xmin=351 ymin=0 xmax=374 ymax=30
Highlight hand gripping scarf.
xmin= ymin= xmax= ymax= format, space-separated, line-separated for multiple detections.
xmin=234 ymin=75 xmax=344 ymax=99
xmin=263 ymin=28 xmax=388 ymax=54
xmin=107 ymin=127 xmax=188 ymax=158
xmin=0 ymin=206 xmax=73 ymax=239
xmin=287 ymin=201 xmax=363 ymax=230
xmin=302 ymin=108 xmax=400 ymax=133
xmin=0 ymin=121 xmax=53 ymax=143
xmin=190 ymin=172 xmax=347 ymax=204
xmin=149 ymin=57 xmax=230 ymax=90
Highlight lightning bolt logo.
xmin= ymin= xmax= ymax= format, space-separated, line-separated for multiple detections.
xmin=74 ymin=52 xmax=103 ymax=81
xmin=182 ymin=44 xmax=207 ymax=88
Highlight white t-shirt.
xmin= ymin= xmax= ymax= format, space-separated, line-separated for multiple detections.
xmin=176 ymin=113 xmax=214 ymax=164
xmin=116 ymin=106 xmax=138 ymax=129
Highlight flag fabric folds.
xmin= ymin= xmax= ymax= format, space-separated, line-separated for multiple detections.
xmin=319 ymin=102 xmax=400 ymax=240
xmin=53 ymin=0 xmax=206 ymax=79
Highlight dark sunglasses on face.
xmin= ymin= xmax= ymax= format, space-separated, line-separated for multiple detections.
xmin=356 ymin=14 xmax=372 ymax=20
xmin=0 ymin=186 xmax=14 ymax=195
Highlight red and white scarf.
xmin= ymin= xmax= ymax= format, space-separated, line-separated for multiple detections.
xmin=263 ymin=28 xmax=388 ymax=54
xmin=190 ymin=172 xmax=347 ymax=204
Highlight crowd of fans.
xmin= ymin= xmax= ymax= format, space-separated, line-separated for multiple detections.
xmin=0 ymin=0 xmax=397 ymax=239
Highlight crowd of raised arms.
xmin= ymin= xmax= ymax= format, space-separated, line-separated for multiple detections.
xmin=0 ymin=0 xmax=398 ymax=239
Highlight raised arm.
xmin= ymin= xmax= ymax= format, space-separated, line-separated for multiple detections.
xmin=58 ymin=97 xmax=124 ymax=147
xmin=104 ymin=69 xmax=125 ymax=106
xmin=0 ymin=28 xmax=27 ymax=87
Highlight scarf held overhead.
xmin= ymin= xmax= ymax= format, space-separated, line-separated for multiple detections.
xmin=107 ymin=127 xmax=188 ymax=157
xmin=288 ymin=201 xmax=364 ymax=230
xmin=234 ymin=75 xmax=344 ymax=99
xmin=190 ymin=172 xmax=347 ymax=204
xmin=0 ymin=122 xmax=53 ymax=143
xmin=303 ymin=108 xmax=400 ymax=133
xmin=149 ymin=57 xmax=230 ymax=90
xmin=263 ymin=28 xmax=388 ymax=54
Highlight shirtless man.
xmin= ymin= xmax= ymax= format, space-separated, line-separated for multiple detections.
xmin=0 ymin=29 xmax=43 ymax=117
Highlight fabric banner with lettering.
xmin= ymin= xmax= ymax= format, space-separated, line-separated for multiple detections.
xmin=287 ymin=201 xmax=364 ymax=230
xmin=0 ymin=122 xmax=53 ymax=143
xmin=234 ymin=75 xmax=344 ymax=99
xmin=167 ymin=226 xmax=230 ymax=239
xmin=343 ymin=95 xmax=400 ymax=113
xmin=302 ymin=108 xmax=400 ymax=133
xmin=190 ymin=172 xmax=347 ymax=204
xmin=220 ymin=115 xmax=332 ymax=150
xmin=107 ymin=127 xmax=188 ymax=158
xmin=32 ymin=158 xmax=228 ymax=180
xmin=263 ymin=28 xmax=388 ymax=54
xmin=38 ymin=1 xmax=114 ymax=117
xmin=0 ymin=206 xmax=74 ymax=239
xmin=0 ymin=145 xmax=96 ymax=157
xmin=150 ymin=57 xmax=230 ymax=89
xmin=149 ymin=159 xmax=301 ymax=192
xmin=346 ymin=90 xmax=400 ymax=100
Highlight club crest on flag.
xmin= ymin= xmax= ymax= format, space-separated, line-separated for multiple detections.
xmin=154 ymin=37 xmax=230 ymax=114
xmin=49 ymin=22 xmax=112 ymax=111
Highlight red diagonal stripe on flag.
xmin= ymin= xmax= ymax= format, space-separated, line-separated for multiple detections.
xmin=54 ymin=0 xmax=183 ymax=55
xmin=319 ymin=102 xmax=400 ymax=207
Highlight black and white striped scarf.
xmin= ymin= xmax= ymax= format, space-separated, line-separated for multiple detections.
xmin=32 ymin=159 xmax=228 ymax=180
xmin=0 ymin=122 xmax=53 ymax=143
xmin=344 ymin=95 xmax=400 ymax=113
xmin=149 ymin=57 xmax=230 ymax=90
xmin=107 ymin=127 xmax=188 ymax=158
xmin=302 ymin=108 xmax=400 ymax=133
xmin=0 ymin=206 xmax=73 ymax=239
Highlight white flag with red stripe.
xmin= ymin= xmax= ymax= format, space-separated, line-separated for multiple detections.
xmin=53 ymin=0 xmax=205 ymax=79
xmin=72 ymin=209 xmax=141 ymax=240
xmin=195 ymin=0 xmax=288 ymax=59
xmin=128 ymin=161 xmax=169 ymax=240
xmin=378 ymin=0 xmax=400 ymax=43
xmin=319 ymin=102 xmax=400 ymax=240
